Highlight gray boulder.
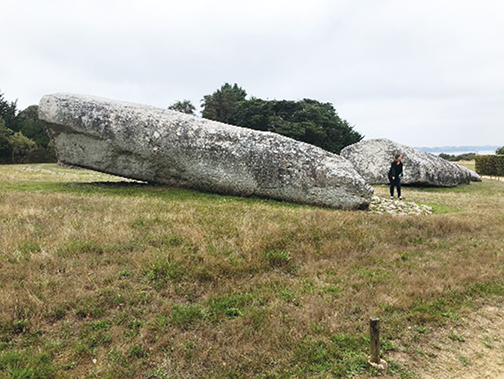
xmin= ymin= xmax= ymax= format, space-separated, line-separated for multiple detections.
xmin=341 ymin=138 xmax=481 ymax=186
xmin=39 ymin=93 xmax=373 ymax=209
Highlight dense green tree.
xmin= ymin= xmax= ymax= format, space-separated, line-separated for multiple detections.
xmin=0 ymin=91 xmax=19 ymax=131
xmin=168 ymin=100 xmax=196 ymax=115
xmin=0 ymin=92 xmax=56 ymax=163
xmin=0 ymin=117 xmax=14 ymax=163
xmin=16 ymin=105 xmax=51 ymax=148
xmin=9 ymin=131 xmax=38 ymax=163
xmin=229 ymin=98 xmax=362 ymax=154
xmin=0 ymin=112 xmax=56 ymax=164
xmin=0 ymin=117 xmax=39 ymax=163
xmin=496 ymin=146 xmax=504 ymax=155
xmin=201 ymin=83 xmax=247 ymax=123
xmin=201 ymin=83 xmax=362 ymax=153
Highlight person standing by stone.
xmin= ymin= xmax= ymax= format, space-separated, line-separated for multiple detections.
xmin=388 ymin=153 xmax=403 ymax=200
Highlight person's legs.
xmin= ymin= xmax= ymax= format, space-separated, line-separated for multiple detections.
xmin=390 ymin=181 xmax=394 ymax=198
xmin=397 ymin=179 xmax=402 ymax=199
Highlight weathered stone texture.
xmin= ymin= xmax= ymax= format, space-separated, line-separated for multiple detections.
xmin=39 ymin=93 xmax=373 ymax=209
xmin=368 ymin=196 xmax=433 ymax=215
xmin=341 ymin=138 xmax=481 ymax=187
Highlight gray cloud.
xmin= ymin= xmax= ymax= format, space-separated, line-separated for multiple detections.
xmin=1 ymin=0 xmax=503 ymax=147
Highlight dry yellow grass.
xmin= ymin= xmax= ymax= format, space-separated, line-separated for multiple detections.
xmin=454 ymin=159 xmax=476 ymax=172
xmin=0 ymin=164 xmax=503 ymax=377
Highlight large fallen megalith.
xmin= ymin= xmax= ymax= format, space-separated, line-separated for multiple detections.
xmin=340 ymin=138 xmax=481 ymax=187
xmin=39 ymin=93 xmax=373 ymax=209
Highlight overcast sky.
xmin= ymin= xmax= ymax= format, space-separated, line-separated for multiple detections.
xmin=1 ymin=0 xmax=503 ymax=148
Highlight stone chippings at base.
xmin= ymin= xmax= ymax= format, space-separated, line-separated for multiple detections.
xmin=368 ymin=196 xmax=433 ymax=215
xmin=38 ymin=93 xmax=373 ymax=209
xmin=341 ymin=138 xmax=481 ymax=187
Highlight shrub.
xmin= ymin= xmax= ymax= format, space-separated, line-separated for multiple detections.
xmin=439 ymin=152 xmax=476 ymax=161
xmin=475 ymin=155 xmax=504 ymax=176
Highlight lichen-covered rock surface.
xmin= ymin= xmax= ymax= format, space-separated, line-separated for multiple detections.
xmin=341 ymin=138 xmax=481 ymax=187
xmin=39 ymin=93 xmax=373 ymax=209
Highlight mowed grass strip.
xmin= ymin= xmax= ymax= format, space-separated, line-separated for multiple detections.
xmin=0 ymin=164 xmax=503 ymax=378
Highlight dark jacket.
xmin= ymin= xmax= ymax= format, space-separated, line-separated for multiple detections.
xmin=388 ymin=161 xmax=403 ymax=181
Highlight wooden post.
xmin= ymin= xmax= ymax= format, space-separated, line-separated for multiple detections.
xmin=370 ymin=317 xmax=380 ymax=364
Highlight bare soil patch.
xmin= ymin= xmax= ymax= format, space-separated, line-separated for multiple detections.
xmin=386 ymin=301 xmax=504 ymax=378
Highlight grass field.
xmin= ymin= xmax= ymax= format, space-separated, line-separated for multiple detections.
xmin=454 ymin=159 xmax=475 ymax=172
xmin=1 ymin=163 xmax=503 ymax=378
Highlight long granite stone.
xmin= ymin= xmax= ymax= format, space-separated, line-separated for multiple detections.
xmin=341 ymin=138 xmax=481 ymax=187
xmin=39 ymin=93 xmax=373 ymax=209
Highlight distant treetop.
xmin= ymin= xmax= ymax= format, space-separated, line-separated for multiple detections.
xmin=201 ymin=83 xmax=247 ymax=124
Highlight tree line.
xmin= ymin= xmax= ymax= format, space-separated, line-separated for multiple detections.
xmin=0 ymin=92 xmax=56 ymax=164
xmin=439 ymin=152 xmax=477 ymax=161
xmin=170 ymin=83 xmax=363 ymax=154
xmin=1 ymin=84 xmax=362 ymax=164
xmin=440 ymin=147 xmax=504 ymax=162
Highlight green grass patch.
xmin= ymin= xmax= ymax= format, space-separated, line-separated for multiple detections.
xmin=170 ymin=304 xmax=206 ymax=328
xmin=290 ymin=333 xmax=398 ymax=377
xmin=0 ymin=350 xmax=56 ymax=378
xmin=207 ymin=292 xmax=262 ymax=321
xmin=56 ymin=238 xmax=105 ymax=257
xmin=426 ymin=202 xmax=462 ymax=214
xmin=142 ymin=255 xmax=183 ymax=288
xmin=265 ymin=249 xmax=292 ymax=267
